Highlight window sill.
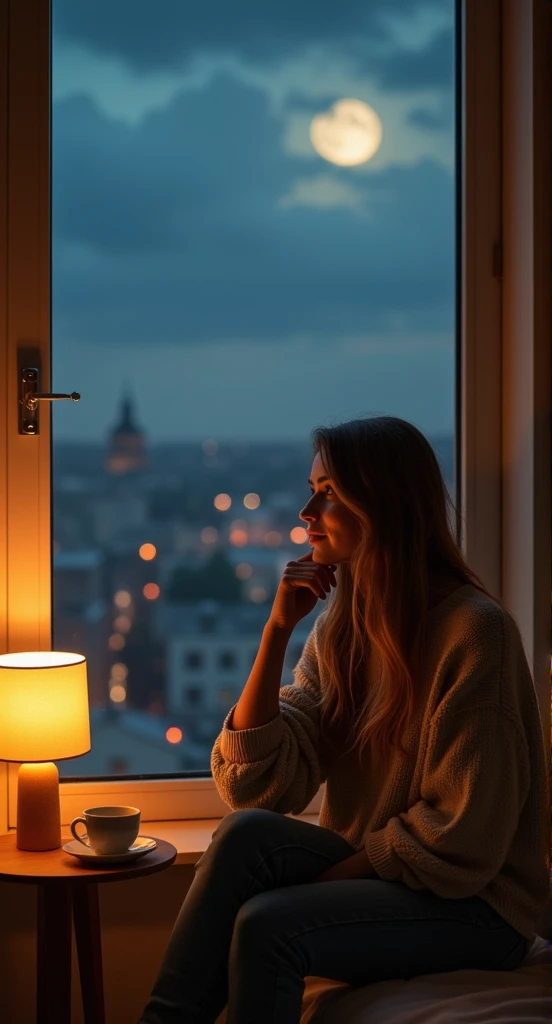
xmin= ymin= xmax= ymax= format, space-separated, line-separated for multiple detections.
xmin=145 ymin=812 xmax=321 ymax=865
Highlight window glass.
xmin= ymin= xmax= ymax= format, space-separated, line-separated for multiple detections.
xmin=52 ymin=1 xmax=456 ymax=777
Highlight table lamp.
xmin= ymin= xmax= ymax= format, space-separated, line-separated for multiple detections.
xmin=0 ymin=651 xmax=90 ymax=851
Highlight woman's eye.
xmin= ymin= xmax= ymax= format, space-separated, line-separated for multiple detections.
xmin=309 ymin=486 xmax=333 ymax=497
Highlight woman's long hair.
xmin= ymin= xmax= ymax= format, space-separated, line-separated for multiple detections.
xmin=311 ymin=416 xmax=493 ymax=765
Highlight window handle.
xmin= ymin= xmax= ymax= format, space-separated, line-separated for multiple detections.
xmin=19 ymin=366 xmax=80 ymax=434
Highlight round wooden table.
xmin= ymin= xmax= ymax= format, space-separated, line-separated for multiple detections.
xmin=0 ymin=831 xmax=177 ymax=1024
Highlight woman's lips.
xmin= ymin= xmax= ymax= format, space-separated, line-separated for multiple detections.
xmin=308 ymin=534 xmax=326 ymax=544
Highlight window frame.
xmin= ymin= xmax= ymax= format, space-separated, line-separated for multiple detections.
xmin=1 ymin=0 xmax=550 ymax=831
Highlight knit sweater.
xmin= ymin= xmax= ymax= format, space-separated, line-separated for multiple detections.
xmin=211 ymin=585 xmax=551 ymax=942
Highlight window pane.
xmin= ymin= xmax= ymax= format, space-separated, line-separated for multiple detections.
xmin=52 ymin=1 xmax=457 ymax=778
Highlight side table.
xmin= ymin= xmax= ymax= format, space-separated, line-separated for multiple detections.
xmin=0 ymin=831 xmax=177 ymax=1024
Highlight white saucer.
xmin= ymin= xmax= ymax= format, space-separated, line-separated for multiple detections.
xmin=63 ymin=835 xmax=157 ymax=865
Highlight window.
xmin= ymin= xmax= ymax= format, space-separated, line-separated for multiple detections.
xmin=49 ymin=0 xmax=458 ymax=783
xmin=218 ymin=651 xmax=237 ymax=672
xmin=185 ymin=686 xmax=203 ymax=707
xmin=2 ymin=1 xmax=550 ymax=828
xmin=184 ymin=651 xmax=204 ymax=671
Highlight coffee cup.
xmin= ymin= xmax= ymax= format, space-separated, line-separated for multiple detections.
xmin=70 ymin=805 xmax=141 ymax=855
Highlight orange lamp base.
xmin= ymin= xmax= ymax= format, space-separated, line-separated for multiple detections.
xmin=16 ymin=761 xmax=62 ymax=851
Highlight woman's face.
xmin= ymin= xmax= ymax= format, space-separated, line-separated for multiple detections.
xmin=299 ymin=451 xmax=361 ymax=564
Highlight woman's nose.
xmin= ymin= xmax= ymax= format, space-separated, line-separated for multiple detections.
xmin=299 ymin=500 xmax=316 ymax=522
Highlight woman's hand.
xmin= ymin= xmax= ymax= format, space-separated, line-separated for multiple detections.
xmin=268 ymin=551 xmax=337 ymax=633
xmin=313 ymin=850 xmax=378 ymax=883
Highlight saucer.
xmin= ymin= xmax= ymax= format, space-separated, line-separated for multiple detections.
xmin=63 ymin=835 xmax=157 ymax=866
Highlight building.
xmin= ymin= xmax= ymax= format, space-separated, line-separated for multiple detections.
xmin=105 ymin=387 xmax=148 ymax=475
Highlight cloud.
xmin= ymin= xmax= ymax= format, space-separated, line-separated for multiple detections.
xmin=53 ymin=0 xmax=454 ymax=90
xmin=52 ymin=73 xmax=454 ymax=347
xmin=278 ymin=174 xmax=366 ymax=210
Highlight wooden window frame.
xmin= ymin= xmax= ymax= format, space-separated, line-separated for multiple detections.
xmin=1 ymin=0 xmax=550 ymax=831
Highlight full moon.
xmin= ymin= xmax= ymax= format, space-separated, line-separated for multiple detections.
xmin=310 ymin=98 xmax=383 ymax=167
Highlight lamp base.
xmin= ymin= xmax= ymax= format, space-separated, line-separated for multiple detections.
xmin=17 ymin=762 xmax=62 ymax=851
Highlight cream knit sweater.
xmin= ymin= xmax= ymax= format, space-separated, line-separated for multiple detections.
xmin=211 ymin=585 xmax=550 ymax=941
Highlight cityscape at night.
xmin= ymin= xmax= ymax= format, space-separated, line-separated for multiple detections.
xmin=54 ymin=393 xmax=454 ymax=777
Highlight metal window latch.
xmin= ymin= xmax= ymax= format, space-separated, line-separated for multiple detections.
xmin=19 ymin=367 xmax=80 ymax=435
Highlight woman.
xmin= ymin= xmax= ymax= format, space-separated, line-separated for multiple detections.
xmin=139 ymin=416 xmax=550 ymax=1024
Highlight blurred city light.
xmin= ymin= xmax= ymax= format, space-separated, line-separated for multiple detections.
xmin=214 ymin=493 xmax=232 ymax=511
xmin=290 ymin=526 xmax=308 ymax=544
xmin=202 ymin=439 xmax=218 ymax=455
xmin=229 ymin=529 xmax=248 ymax=547
xmin=143 ymin=582 xmax=160 ymax=600
xmin=166 ymin=726 xmax=183 ymax=744
xmin=108 ymin=633 xmax=126 ymax=651
xmin=243 ymin=492 xmax=260 ymax=509
xmin=114 ymin=590 xmax=132 ymax=608
xmin=109 ymin=684 xmax=126 ymax=703
xmin=265 ymin=531 xmax=282 ymax=547
xmin=235 ymin=562 xmax=253 ymax=580
xmin=139 ymin=543 xmax=157 ymax=561
xmin=114 ymin=614 xmax=132 ymax=633
xmin=111 ymin=662 xmax=128 ymax=681
xmin=250 ymin=586 xmax=268 ymax=603
xmin=201 ymin=526 xmax=218 ymax=544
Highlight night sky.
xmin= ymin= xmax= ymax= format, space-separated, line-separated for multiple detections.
xmin=51 ymin=0 xmax=455 ymax=443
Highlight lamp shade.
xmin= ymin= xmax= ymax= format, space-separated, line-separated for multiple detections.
xmin=0 ymin=651 xmax=90 ymax=762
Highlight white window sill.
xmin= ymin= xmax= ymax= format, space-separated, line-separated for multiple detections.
xmin=144 ymin=812 xmax=321 ymax=865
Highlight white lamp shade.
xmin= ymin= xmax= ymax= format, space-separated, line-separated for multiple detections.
xmin=0 ymin=651 xmax=90 ymax=762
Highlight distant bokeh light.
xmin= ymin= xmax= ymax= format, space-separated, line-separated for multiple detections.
xmin=166 ymin=726 xmax=183 ymax=744
xmin=114 ymin=590 xmax=132 ymax=608
xmin=108 ymin=633 xmax=126 ymax=651
xmin=236 ymin=562 xmax=253 ymax=580
xmin=243 ymin=493 xmax=260 ymax=509
xmin=143 ymin=583 xmax=160 ymax=600
xmin=113 ymin=614 xmax=131 ymax=633
xmin=139 ymin=543 xmax=156 ymax=561
xmin=229 ymin=529 xmax=248 ymax=547
xmin=214 ymin=493 xmax=232 ymax=511
xmin=290 ymin=526 xmax=308 ymax=544
xmin=111 ymin=662 xmax=128 ymax=681
xmin=201 ymin=526 xmax=218 ymax=544
xmin=109 ymin=684 xmax=126 ymax=703
xmin=202 ymin=439 xmax=218 ymax=455
xmin=265 ymin=531 xmax=282 ymax=547
xmin=250 ymin=586 xmax=268 ymax=603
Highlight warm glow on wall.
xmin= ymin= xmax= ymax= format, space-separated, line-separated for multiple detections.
xmin=214 ymin=493 xmax=232 ymax=511
xmin=290 ymin=526 xmax=308 ymax=544
xmin=166 ymin=726 xmax=183 ymax=744
xmin=139 ymin=543 xmax=157 ymax=561
xmin=143 ymin=583 xmax=160 ymax=600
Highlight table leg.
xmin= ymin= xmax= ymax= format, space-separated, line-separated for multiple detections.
xmin=73 ymin=882 xmax=106 ymax=1024
xmin=37 ymin=882 xmax=72 ymax=1024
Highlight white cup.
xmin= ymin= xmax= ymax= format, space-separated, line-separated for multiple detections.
xmin=70 ymin=805 xmax=141 ymax=855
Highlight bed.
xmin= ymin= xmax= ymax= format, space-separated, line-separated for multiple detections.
xmin=300 ymin=934 xmax=551 ymax=1024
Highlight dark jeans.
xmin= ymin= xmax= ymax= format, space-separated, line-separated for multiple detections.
xmin=139 ymin=808 xmax=531 ymax=1024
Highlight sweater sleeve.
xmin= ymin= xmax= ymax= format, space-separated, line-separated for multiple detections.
xmin=210 ymin=619 xmax=329 ymax=815
xmin=364 ymin=704 xmax=531 ymax=898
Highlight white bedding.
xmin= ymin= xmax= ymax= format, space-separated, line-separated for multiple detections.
xmin=301 ymin=936 xmax=552 ymax=1024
